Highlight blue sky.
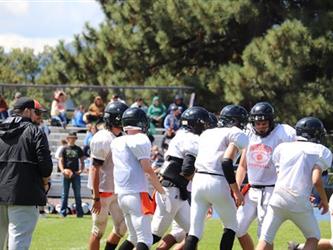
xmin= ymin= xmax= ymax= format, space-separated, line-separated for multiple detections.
xmin=0 ymin=0 xmax=104 ymax=53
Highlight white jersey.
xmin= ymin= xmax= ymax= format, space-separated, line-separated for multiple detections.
xmin=269 ymin=140 xmax=332 ymax=212
xmin=87 ymin=129 xmax=117 ymax=192
xmin=246 ymin=123 xmax=296 ymax=185
xmin=165 ymin=129 xmax=200 ymax=158
xmin=195 ymin=126 xmax=248 ymax=175
xmin=111 ymin=133 xmax=151 ymax=195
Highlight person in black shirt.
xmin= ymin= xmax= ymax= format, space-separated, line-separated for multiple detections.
xmin=59 ymin=132 xmax=85 ymax=217
xmin=0 ymin=97 xmax=52 ymax=249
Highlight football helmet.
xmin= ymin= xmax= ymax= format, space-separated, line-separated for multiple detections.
xmin=208 ymin=112 xmax=218 ymax=128
xmin=122 ymin=107 xmax=149 ymax=133
xmin=103 ymin=101 xmax=128 ymax=128
xmin=249 ymin=102 xmax=275 ymax=137
xmin=219 ymin=105 xmax=248 ymax=129
xmin=295 ymin=117 xmax=326 ymax=143
xmin=181 ymin=106 xmax=210 ymax=135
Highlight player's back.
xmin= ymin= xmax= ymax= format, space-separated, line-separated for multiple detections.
xmin=273 ymin=140 xmax=332 ymax=199
xmin=195 ymin=126 xmax=248 ymax=175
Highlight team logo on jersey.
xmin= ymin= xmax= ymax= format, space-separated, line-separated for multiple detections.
xmin=248 ymin=143 xmax=272 ymax=168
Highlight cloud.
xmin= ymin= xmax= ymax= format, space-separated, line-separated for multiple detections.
xmin=0 ymin=33 xmax=69 ymax=54
xmin=0 ymin=0 xmax=104 ymax=53
xmin=1 ymin=0 xmax=30 ymax=16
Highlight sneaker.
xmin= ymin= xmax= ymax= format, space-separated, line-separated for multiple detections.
xmin=288 ymin=241 xmax=299 ymax=250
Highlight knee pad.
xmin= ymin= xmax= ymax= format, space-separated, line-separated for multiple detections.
xmin=220 ymin=228 xmax=236 ymax=250
xmin=92 ymin=225 xmax=105 ymax=239
xmin=184 ymin=235 xmax=199 ymax=250
xmin=152 ymin=234 xmax=161 ymax=244
xmin=136 ymin=242 xmax=149 ymax=250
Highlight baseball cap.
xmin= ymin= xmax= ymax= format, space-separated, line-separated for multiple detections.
xmin=67 ymin=132 xmax=77 ymax=139
xmin=170 ymin=104 xmax=178 ymax=111
xmin=13 ymin=97 xmax=47 ymax=112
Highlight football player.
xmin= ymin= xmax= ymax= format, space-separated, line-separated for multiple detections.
xmin=151 ymin=106 xmax=210 ymax=249
xmin=88 ymin=101 xmax=128 ymax=250
xmin=184 ymin=104 xmax=249 ymax=250
xmin=236 ymin=102 xmax=296 ymax=250
xmin=257 ymin=117 xmax=332 ymax=250
xmin=111 ymin=107 xmax=170 ymax=250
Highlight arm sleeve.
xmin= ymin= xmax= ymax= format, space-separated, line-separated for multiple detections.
xmin=90 ymin=135 xmax=109 ymax=161
xmin=221 ymin=158 xmax=236 ymax=184
xmin=229 ymin=128 xmax=249 ymax=150
xmin=281 ymin=124 xmax=297 ymax=142
xmin=183 ymin=134 xmax=199 ymax=157
xmin=181 ymin=154 xmax=196 ymax=177
xmin=147 ymin=105 xmax=153 ymax=117
xmin=317 ymin=146 xmax=333 ymax=171
xmin=127 ymin=135 xmax=151 ymax=160
xmin=78 ymin=147 xmax=84 ymax=158
xmin=164 ymin=115 xmax=170 ymax=129
xmin=160 ymin=105 xmax=167 ymax=118
xmin=34 ymin=127 xmax=53 ymax=177
xmin=272 ymin=145 xmax=281 ymax=172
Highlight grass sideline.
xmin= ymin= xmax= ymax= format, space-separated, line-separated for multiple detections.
xmin=30 ymin=214 xmax=330 ymax=250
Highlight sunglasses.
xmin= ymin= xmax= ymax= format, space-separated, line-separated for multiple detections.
xmin=33 ymin=109 xmax=42 ymax=116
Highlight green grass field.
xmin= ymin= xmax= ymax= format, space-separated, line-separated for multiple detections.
xmin=30 ymin=214 xmax=331 ymax=250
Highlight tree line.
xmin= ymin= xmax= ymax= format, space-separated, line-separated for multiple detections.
xmin=1 ymin=0 xmax=333 ymax=129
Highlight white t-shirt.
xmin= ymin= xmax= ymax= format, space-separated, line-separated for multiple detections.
xmin=246 ymin=123 xmax=296 ymax=185
xmin=270 ymin=140 xmax=332 ymax=212
xmin=87 ymin=129 xmax=117 ymax=192
xmin=111 ymin=133 xmax=151 ymax=195
xmin=165 ymin=128 xmax=200 ymax=159
xmin=195 ymin=126 xmax=248 ymax=175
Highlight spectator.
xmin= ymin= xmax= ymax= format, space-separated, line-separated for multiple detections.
xmin=163 ymin=104 xmax=182 ymax=131
xmin=151 ymin=145 xmax=164 ymax=170
xmin=71 ymin=105 xmax=86 ymax=128
xmin=130 ymin=97 xmax=148 ymax=113
xmin=50 ymin=90 xmax=68 ymax=127
xmin=147 ymin=96 xmax=166 ymax=129
xmin=161 ymin=127 xmax=176 ymax=153
xmin=167 ymin=94 xmax=187 ymax=114
xmin=39 ymin=119 xmax=51 ymax=136
xmin=0 ymin=95 xmax=9 ymax=121
xmin=55 ymin=139 xmax=68 ymax=172
xmin=0 ymin=96 xmax=53 ymax=250
xmin=58 ymin=132 xmax=85 ymax=218
xmin=8 ymin=92 xmax=22 ymax=117
xmin=110 ymin=94 xmax=126 ymax=104
xmin=83 ymin=123 xmax=98 ymax=157
xmin=84 ymin=96 xmax=105 ymax=124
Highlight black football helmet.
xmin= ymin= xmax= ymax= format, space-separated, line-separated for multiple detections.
xmin=219 ymin=105 xmax=248 ymax=129
xmin=249 ymin=102 xmax=275 ymax=137
xmin=122 ymin=107 xmax=149 ymax=133
xmin=295 ymin=117 xmax=326 ymax=143
xmin=103 ymin=101 xmax=128 ymax=128
xmin=181 ymin=106 xmax=210 ymax=135
xmin=208 ymin=112 xmax=218 ymax=129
